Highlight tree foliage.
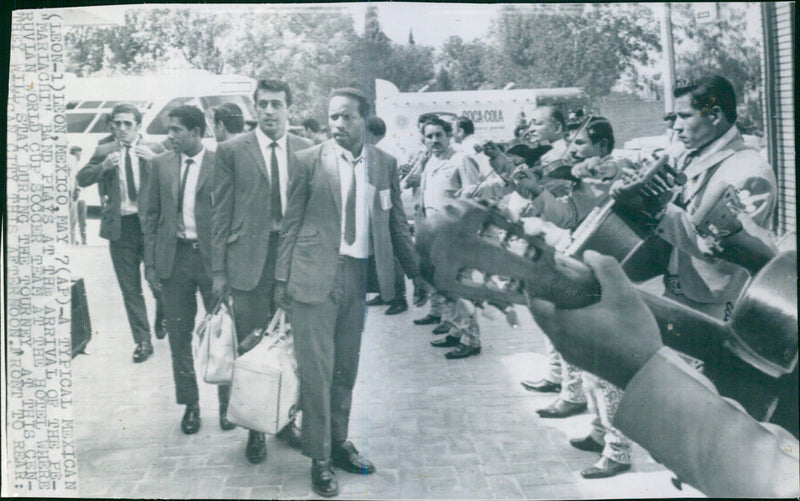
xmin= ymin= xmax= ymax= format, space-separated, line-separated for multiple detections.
xmin=65 ymin=5 xmax=435 ymax=123
xmin=485 ymin=4 xmax=660 ymax=97
xmin=438 ymin=36 xmax=490 ymax=91
xmin=670 ymin=3 xmax=764 ymax=134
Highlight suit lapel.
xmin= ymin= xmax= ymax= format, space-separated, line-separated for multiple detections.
xmin=322 ymin=142 xmax=342 ymax=215
xmin=170 ymin=152 xmax=180 ymax=203
xmin=196 ymin=151 xmax=212 ymax=194
xmin=243 ymin=131 xmax=269 ymax=181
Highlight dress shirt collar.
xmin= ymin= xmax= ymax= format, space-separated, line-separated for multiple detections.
xmin=180 ymin=147 xmax=205 ymax=168
xmin=690 ymin=125 xmax=739 ymax=159
xmin=333 ymin=141 xmax=364 ymax=164
xmin=117 ymin=136 xmax=139 ymax=149
xmin=255 ymin=126 xmax=287 ymax=154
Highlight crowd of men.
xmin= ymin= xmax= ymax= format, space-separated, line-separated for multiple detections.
xmin=75 ymin=73 xmax=797 ymax=498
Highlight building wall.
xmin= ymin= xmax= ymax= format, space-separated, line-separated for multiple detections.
xmin=762 ymin=2 xmax=796 ymax=235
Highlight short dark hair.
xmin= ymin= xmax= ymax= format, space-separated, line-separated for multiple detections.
xmin=110 ymin=103 xmax=142 ymax=124
xmin=367 ymin=116 xmax=386 ymax=138
xmin=454 ymin=116 xmax=474 ymax=136
xmin=549 ymin=107 xmax=566 ymax=130
xmin=168 ymin=105 xmax=207 ymax=136
xmin=513 ymin=124 xmax=527 ymax=139
xmin=423 ymin=117 xmax=452 ymax=135
xmin=302 ymin=118 xmax=321 ymax=133
xmin=331 ymin=87 xmax=370 ymax=118
xmin=213 ymin=102 xmax=244 ymax=134
xmin=674 ymin=74 xmax=737 ymax=124
xmin=584 ymin=116 xmax=614 ymax=152
xmin=253 ymin=78 xmax=292 ymax=107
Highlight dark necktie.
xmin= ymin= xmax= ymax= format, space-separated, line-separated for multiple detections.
xmin=344 ymin=159 xmax=357 ymax=245
xmin=178 ymin=158 xmax=194 ymax=215
xmin=177 ymin=158 xmax=194 ymax=235
xmin=269 ymin=142 xmax=282 ymax=225
xmin=124 ymin=147 xmax=137 ymax=201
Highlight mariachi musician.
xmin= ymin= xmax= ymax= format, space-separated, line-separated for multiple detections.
xmin=613 ymin=75 xmax=777 ymax=318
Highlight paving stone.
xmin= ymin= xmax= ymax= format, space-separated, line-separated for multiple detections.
xmin=485 ymin=474 xmax=526 ymax=499
xmin=69 ymin=242 xmax=681 ymax=499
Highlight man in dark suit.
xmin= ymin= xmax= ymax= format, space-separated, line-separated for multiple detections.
xmin=144 ymin=105 xmax=225 ymax=435
xmin=77 ymin=103 xmax=166 ymax=363
xmin=274 ymin=87 xmax=426 ymax=498
xmin=211 ymin=79 xmax=313 ymax=463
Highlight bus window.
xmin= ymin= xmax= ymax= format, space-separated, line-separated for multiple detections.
xmin=78 ymin=101 xmax=103 ymax=109
xmin=146 ymin=97 xmax=192 ymax=135
xmin=67 ymin=113 xmax=97 ymax=133
xmin=89 ymin=113 xmax=111 ymax=133
xmin=103 ymin=100 xmax=150 ymax=109
xmin=67 ymin=101 xmax=79 ymax=110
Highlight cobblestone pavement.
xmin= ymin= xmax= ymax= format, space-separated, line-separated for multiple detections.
xmin=70 ymin=220 xmax=703 ymax=499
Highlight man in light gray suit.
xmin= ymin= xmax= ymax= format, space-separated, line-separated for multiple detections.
xmin=211 ymin=79 xmax=313 ymax=464
xmin=274 ymin=87 xmax=427 ymax=498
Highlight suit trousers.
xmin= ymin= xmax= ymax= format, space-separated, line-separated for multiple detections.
xmin=219 ymin=232 xmax=281 ymax=409
xmin=229 ymin=232 xmax=280 ymax=340
xmin=109 ymin=215 xmax=164 ymax=345
xmin=366 ymin=254 xmax=406 ymax=301
xmin=161 ymin=240 xmax=214 ymax=405
xmin=291 ymin=256 xmax=367 ymax=460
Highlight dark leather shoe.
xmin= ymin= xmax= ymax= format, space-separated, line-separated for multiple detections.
xmin=445 ymin=344 xmax=481 ymax=359
xmin=332 ymin=440 xmax=376 ymax=474
xmin=536 ymin=398 xmax=588 ymax=418
xmin=384 ymin=300 xmax=408 ymax=316
xmin=430 ymin=335 xmax=460 ymax=348
xmin=580 ymin=457 xmax=631 ymax=479
xmin=276 ymin=421 xmax=302 ymax=449
xmin=569 ymin=435 xmax=605 ymax=453
xmin=155 ymin=318 xmax=168 ymax=340
xmin=132 ymin=341 xmax=153 ymax=363
xmin=366 ymin=296 xmax=386 ymax=306
xmin=432 ymin=322 xmax=451 ymax=335
xmin=219 ymin=407 xmax=235 ymax=431
xmin=245 ymin=430 xmax=267 ymax=464
xmin=181 ymin=403 xmax=201 ymax=434
xmin=521 ymin=379 xmax=562 ymax=393
xmin=311 ymin=459 xmax=339 ymax=497
xmin=414 ymin=314 xmax=441 ymax=325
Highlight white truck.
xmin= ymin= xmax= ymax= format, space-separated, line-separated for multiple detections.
xmin=374 ymin=78 xmax=590 ymax=163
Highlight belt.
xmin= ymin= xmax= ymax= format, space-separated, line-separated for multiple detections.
xmin=338 ymin=254 xmax=368 ymax=264
xmin=177 ymin=238 xmax=200 ymax=250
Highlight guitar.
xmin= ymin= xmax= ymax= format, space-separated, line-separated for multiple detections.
xmin=416 ymin=199 xmax=798 ymax=435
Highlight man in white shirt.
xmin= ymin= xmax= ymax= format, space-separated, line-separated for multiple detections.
xmin=144 ymin=105 xmax=218 ymax=436
xmin=211 ymin=79 xmax=313 ymax=464
xmin=77 ymin=104 xmax=166 ymax=363
xmin=274 ymin=87 xmax=425 ymax=497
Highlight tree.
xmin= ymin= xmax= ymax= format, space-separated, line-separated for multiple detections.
xmin=408 ymin=29 xmax=415 ymax=45
xmin=65 ymin=9 xmax=173 ymax=75
xmin=670 ymin=3 xmax=764 ymax=135
xmin=485 ymin=4 xmax=660 ymax=97
xmin=433 ymin=68 xmax=453 ymax=91
xmin=438 ymin=36 xmax=490 ymax=90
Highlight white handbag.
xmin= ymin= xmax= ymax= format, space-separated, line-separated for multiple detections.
xmin=193 ymin=297 xmax=238 ymax=384
xmin=227 ymin=309 xmax=301 ymax=434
